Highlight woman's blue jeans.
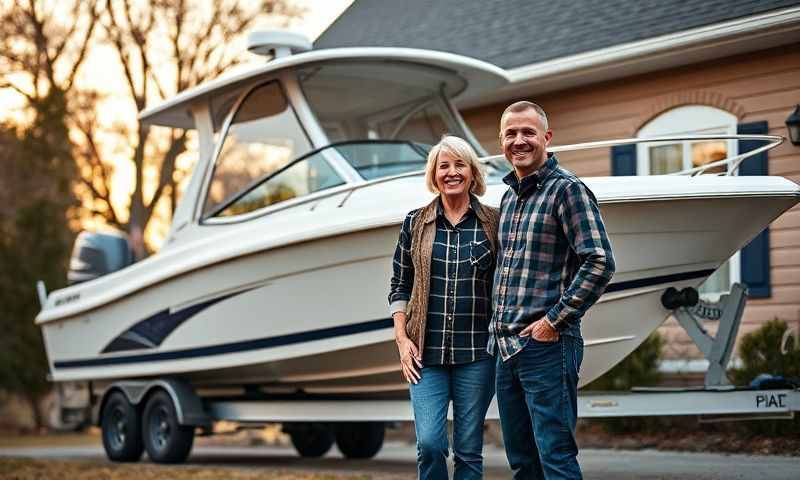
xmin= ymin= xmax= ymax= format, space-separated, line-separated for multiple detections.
xmin=495 ymin=335 xmax=584 ymax=480
xmin=409 ymin=357 xmax=496 ymax=480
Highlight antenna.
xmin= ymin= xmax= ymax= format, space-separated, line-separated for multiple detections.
xmin=36 ymin=280 xmax=48 ymax=308
xmin=247 ymin=30 xmax=312 ymax=59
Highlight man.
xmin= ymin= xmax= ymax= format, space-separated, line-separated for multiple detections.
xmin=490 ymin=101 xmax=615 ymax=479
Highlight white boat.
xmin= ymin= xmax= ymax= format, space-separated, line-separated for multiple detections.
xmin=36 ymin=33 xmax=799 ymax=399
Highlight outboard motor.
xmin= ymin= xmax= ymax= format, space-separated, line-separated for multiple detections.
xmin=67 ymin=231 xmax=134 ymax=285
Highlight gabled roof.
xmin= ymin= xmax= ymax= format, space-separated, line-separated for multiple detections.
xmin=315 ymin=0 xmax=800 ymax=69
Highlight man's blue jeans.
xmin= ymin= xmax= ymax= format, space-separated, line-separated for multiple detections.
xmin=409 ymin=358 xmax=496 ymax=480
xmin=495 ymin=335 xmax=584 ymax=479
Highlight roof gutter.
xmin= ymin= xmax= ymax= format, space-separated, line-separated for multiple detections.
xmin=458 ymin=5 xmax=800 ymax=108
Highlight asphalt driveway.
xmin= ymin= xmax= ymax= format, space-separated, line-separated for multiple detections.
xmin=2 ymin=440 xmax=799 ymax=479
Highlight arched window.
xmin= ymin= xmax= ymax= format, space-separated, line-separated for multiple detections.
xmin=637 ymin=105 xmax=739 ymax=298
xmin=637 ymin=105 xmax=737 ymax=174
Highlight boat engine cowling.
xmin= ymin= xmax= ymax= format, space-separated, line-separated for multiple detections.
xmin=67 ymin=231 xmax=134 ymax=285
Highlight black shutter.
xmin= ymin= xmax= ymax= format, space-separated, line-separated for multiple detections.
xmin=611 ymin=144 xmax=637 ymax=176
xmin=737 ymin=121 xmax=771 ymax=298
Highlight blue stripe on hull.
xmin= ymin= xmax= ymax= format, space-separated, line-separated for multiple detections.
xmin=53 ymin=268 xmax=714 ymax=370
xmin=55 ymin=318 xmax=394 ymax=369
xmin=605 ymin=269 xmax=714 ymax=293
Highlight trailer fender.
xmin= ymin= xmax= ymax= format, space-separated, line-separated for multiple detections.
xmin=95 ymin=379 xmax=211 ymax=428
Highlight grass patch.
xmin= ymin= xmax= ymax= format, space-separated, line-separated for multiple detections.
xmin=0 ymin=431 xmax=101 ymax=448
xmin=0 ymin=458 xmax=369 ymax=480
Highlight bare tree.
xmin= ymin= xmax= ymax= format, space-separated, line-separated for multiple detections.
xmin=0 ymin=0 xmax=301 ymax=426
xmin=0 ymin=0 xmax=100 ymax=108
xmin=1 ymin=0 xmax=303 ymax=253
xmin=0 ymin=0 xmax=101 ymax=428
xmin=0 ymin=0 xmax=100 ymax=212
xmin=80 ymin=0 xmax=303 ymax=254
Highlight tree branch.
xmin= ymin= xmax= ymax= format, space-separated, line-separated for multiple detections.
xmin=79 ymin=177 xmax=120 ymax=227
xmin=122 ymin=0 xmax=149 ymax=110
xmin=75 ymin=121 xmax=112 ymax=197
xmin=25 ymin=0 xmax=57 ymax=91
xmin=104 ymin=3 xmax=141 ymax=106
xmin=0 ymin=80 xmax=35 ymax=102
xmin=169 ymin=0 xmax=187 ymax=92
xmin=144 ymin=130 xmax=187 ymax=222
xmin=65 ymin=1 xmax=100 ymax=93
xmin=51 ymin=3 xmax=81 ymax=63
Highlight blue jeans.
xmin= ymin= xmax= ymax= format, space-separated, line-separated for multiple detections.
xmin=495 ymin=335 xmax=584 ymax=480
xmin=409 ymin=358 xmax=496 ymax=480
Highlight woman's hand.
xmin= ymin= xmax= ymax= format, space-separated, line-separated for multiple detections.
xmin=396 ymin=335 xmax=422 ymax=384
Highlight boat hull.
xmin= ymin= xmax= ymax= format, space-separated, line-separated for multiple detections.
xmin=40 ymin=187 xmax=799 ymax=392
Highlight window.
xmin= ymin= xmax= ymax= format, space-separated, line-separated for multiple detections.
xmin=637 ymin=106 xmax=736 ymax=175
xmin=203 ymin=81 xmax=313 ymax=217
xmin=637 ymin=105 xmax=739 ymax=298
xmin=213 ymin=151 xmax=345 ymax=218
xmin=299 ymin=61 xmax=469 ymax=148
xmin=209 ymin=141 xmax=435 ymax=217
xmin=332 ymin=141 xmax=429 ymax=181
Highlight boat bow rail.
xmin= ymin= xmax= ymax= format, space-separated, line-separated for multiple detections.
xmin=484 ymin=133 xmax=785 ymax=176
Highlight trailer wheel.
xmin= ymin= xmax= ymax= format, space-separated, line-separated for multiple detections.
xmin=101 ymin=391 xmax=144 ymax=462
xmin=289 ymin=423 xmax=334 ymax=457
xmin=142 ymin=390 xmax=194 ymax=464
xmin=335 ymin=422 xmax=385 ymax=459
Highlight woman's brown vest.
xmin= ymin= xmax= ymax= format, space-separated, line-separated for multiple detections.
xmin=405 ymin=196 xmax=499 ymax=351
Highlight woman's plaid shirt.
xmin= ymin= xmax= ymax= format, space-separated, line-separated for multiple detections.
xmin=389 ymin=197 xmax=494 ymax=365
xmin=489 ymin=154 xmax=615 ymax=361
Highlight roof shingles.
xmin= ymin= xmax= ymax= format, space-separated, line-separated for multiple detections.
xmin=315 ymin=0 xmax=800 ymax=69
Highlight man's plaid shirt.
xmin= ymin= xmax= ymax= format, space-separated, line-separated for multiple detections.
xmin=489 ymin=154 xmax=615 ymax=361
xmin=389 ymin=197 xmax=494 ymax=365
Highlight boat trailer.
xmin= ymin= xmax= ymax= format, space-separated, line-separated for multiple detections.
xmin=52 ymin=283 xmax=798 ymax=462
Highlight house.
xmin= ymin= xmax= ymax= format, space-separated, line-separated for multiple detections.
xmin=316 ymin=0 xmax=800 ymax=375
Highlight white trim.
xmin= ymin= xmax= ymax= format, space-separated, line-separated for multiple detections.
xmin=194 ymin=83 xmax=249 ymax=223
xmin=636 ymin=106 xmax=738 ymax=175
xmin=140 ymin=47 xmax=510 ymax=129
xmin=167 ymin=104 xmax=215 ymax=244
xmin=509 ymin=6 xmax=800 ymax=83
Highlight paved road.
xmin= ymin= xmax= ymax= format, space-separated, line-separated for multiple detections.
xmin=1 ymin=441 xmax=797 ymax=479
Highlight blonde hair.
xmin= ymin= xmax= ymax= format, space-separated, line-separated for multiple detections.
xmin=424 ymin=135 xmax=486 ymax=196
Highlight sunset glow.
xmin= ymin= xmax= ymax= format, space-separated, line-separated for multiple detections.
xmin=1 ymin=0 xmax=353 ymax=250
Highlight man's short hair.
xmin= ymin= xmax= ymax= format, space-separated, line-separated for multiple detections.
xmin=499 ymin=101 xmax=549 ymax=134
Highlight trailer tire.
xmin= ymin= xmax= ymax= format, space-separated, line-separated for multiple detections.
xmin=289 ymin=423 xmax=334 ymax=458
xmin=335 ymin=422 xmax=385 ymax=459
xmin=101 ymin=391 xmax=144 ymax=462
xmin=142 ymin=390 xmax=194 ymax=464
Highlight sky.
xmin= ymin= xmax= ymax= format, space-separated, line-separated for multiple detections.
xmin=1 ymin=0 xmax=354 ymax=248
xmin=296 ymin=0 xmax=353 ymax=39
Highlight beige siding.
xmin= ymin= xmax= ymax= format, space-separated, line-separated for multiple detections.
xmin=463 ymin=45 xmax=800 ymax=360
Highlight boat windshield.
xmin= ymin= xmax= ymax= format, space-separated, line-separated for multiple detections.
xmin=299 ymin=61 xmax=480 ymax=151
xmin=207 ymin=141 xmax=429 ymax=218
xmin=331 ymin=141 xmax=430 ymax=180
xmin=202 ymin=80 xmax=313 ymax=218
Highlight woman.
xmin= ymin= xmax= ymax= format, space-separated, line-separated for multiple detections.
xmin=388 ymin=135 xmax=499 ymax=480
